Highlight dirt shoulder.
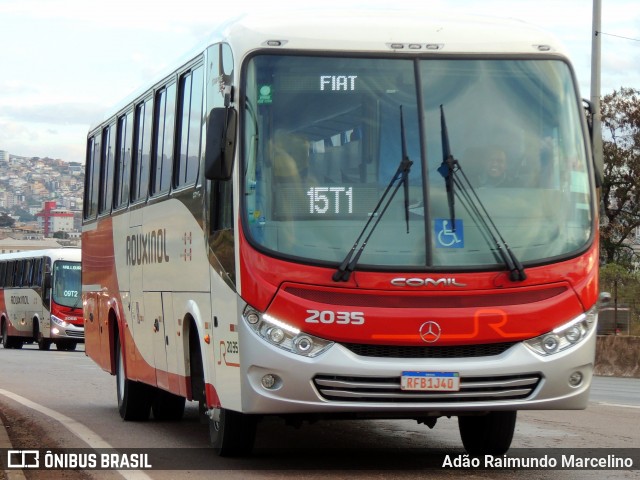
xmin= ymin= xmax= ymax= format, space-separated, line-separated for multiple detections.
xmin=0 ymin=403 xmax=92 ymax=480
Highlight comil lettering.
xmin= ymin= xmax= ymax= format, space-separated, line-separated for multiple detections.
xmin=10 ymin=295 xmax=29 ymax=305
xmin=391 ymin=277 xmax=467 ymax=287
xmin=126 ymin=229 xmax=170 ymax=266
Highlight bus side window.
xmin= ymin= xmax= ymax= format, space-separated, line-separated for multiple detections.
xmin=84 ymin=135 xmax=101 ymax=219
xmin=114 ymin=111 xmax=133 ymax=209
xmin=131 ymin=98 xmax=153 ymax=203
xmin=14 ymin=260 xmax=24 ymax=287
xmin=43 ymin=260 xmax=52 ymax=305
xmin=23 ymin=259 xmax=33 ymax=287
xmin=0 ymin=262 xmax=5 ymax=287
xmin=99 ymin=123 xmax=116 ymax=214
xmin=5 ymin=261 xmax=14 ymax=287
xmin=33 ymin=258 xmax=42 ymax=287
xmin=152 ymin=82 xmax=176 ymax=195
xmin=176 ymin=65 xmax=204 ymax=187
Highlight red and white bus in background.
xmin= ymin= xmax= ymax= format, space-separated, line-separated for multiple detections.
xmin=82 ymin=10 xmax=600 ymax=456
xmin=0 ymin=248 xmax=84 ymax=351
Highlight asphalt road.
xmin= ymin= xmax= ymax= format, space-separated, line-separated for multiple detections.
xmin=0 ymin=344 xmax=638 ymax=479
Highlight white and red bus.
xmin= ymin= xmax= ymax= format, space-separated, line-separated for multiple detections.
xmin=82 ymin=10 xmax=600 ymax=456
xmin=0 ymin=248 xmax=84 ymax=351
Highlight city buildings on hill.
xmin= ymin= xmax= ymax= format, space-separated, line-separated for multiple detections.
xmin=0 ymin=150 xmax=83 ymax=247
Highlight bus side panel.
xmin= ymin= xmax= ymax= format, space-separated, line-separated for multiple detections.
xmin=207 ymin=268 xmax=242 ymax=411
xmin=0 ymin=290 xmax=6 ymax=335
xmin=171 ymin=292 xmax=212 ymax=398
xmin=83 ymin=291 xmax=111 ymax=372
xmin=144 ymin=291 xmax=169 ymax=390
xmin=83 ymin=218 xmax=120 ymax=373
xmin=3 ymin=288 xmax=35 ymax=339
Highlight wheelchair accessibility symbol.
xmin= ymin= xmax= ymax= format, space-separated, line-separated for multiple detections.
xmin=435 ymin=219 xmax=464 ymax=248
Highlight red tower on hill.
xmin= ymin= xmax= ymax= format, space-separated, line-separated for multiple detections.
xmin=36 ymin=201 xmax=74 ymax=237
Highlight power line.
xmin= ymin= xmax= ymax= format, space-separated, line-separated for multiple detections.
xmin=597 ymin=31 xmax=640 ymax=42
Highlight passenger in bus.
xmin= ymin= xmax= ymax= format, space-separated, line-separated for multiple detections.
xmin=476 ymin=146 xmax=512 ymax=188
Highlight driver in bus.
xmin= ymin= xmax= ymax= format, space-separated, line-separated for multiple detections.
xmin=271 ymin=129 xmax=311 ymax=181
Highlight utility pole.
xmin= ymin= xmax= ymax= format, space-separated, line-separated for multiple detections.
xmin=591 ymin=0 xmax=603 ymax=181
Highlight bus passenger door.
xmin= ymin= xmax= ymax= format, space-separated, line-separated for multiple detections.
xmin=161 ymin=292 xmax=180 ymax=394
xmin=144 ymin=291 xmax=169 ymax=390
xmin=128 ymin=216 xmax=155 ymax=386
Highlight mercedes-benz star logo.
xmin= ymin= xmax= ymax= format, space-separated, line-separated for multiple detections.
xmin=419 ymin=321 xmax=442 ymax=343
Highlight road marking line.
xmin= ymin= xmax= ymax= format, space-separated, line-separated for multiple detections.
xmin=595 ymin=401 xmax=640 ymax=409
xmin=0 ymin=389 xmax=152 ymax=480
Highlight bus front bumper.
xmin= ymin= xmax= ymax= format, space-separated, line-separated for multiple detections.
xmin=237 ymin=323 xmax=596 ymax=416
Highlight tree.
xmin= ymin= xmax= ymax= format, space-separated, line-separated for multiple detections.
xmin=599 ymin=262 xmax=640 ymax=336
xmin=600 ymin=87 xmax=640 ymax=268
xmin=0 ymin=213 xmax=15 ymax=228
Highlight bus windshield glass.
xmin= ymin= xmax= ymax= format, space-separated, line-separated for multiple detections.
xmin=52 ymin=261 xmax=82 ymax=307
xmin=242 ymin=55 xmax=592 ymax=269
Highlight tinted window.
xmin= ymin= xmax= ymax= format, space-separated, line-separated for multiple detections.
xmin=99 ymin=123 xmax=116 ymax=214
xmin=152 ymin=82 xmax=176 ymax=194
xmin=176 ymin=65 xmax=204 ymax=186
xmin=114 ymin=111 xmax=134 ymax=208
xmin=84 ymin=135 xmax=101 ymax=219
xmin=132 ymin=98 xmax=152 ymax=202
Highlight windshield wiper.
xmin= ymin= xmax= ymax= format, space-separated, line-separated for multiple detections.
xmin=333 ymin=106 xmax=413 ymax=282
xmin=438 ymin=105 xmax=526 ymax=282
xmin=437 ymin=105 xmax=457 ymax=233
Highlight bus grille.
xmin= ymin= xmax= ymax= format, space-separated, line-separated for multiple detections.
xmin=313 ymin=374 xmax=541 ymax=403
xmin=65 ymin=330 xmax=85 ymax=338
xmin=341 ymin=341 xmax=516 ymax=358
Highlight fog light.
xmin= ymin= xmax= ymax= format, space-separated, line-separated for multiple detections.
xmin=542 ymin=335 xmax=559 ymax=353
xmin=268 ymin=327 xmax=285 ymax=344
xmin=247 ymin=312 xmax=260 ymax=324
xmin=52 ymin=328 xmax=60 ymax=335
xmin=261 ymin=374 xmax=277 ymax=389
xmin=568 ymin=371 xmax=583 ymax=387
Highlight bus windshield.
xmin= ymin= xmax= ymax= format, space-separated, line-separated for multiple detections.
xmin=242 ymin=55 xmax=593 ymax=270
xmin=52 ymin=261 xmax=82 ymax=308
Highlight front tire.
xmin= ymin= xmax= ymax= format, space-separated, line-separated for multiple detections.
xmin=37 ymin=335 xmax=52 ymax=351
xmin=116 ymin=340 xmax=152 ymax=421
xmin=209 ymin=408 xmax=257 ymax=457
xmin=458 ymin=411 xmax=517 ymax=455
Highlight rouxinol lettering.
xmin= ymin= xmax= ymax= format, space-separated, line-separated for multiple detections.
xmin=11 ymin=295 xmax=30 ymax=305
xmin=126 ymin=229 xmax=170 ymax=266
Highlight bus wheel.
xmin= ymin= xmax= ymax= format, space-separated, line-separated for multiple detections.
xmin=152 ymin=389 xmax=186 ymax=421
xmin=1 ymin=322 xmax=12 ymax=349
xmin=209 ymin=408 xmax=257 ymax=457
xmin=116 ymin=341 xmax=152 ymax=421
xmin=37 ymin=333 xmax=51 ymax=350
xmin=458 ymin=411 xmax=517 ymax=455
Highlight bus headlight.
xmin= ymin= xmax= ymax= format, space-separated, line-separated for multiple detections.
xmin=243 ymin=307 xmax=334 ymax=358
xmin=524 ymin=304 xmax=597 ymax=357
xmin=51 ymin=315 xmax=70 ymax=328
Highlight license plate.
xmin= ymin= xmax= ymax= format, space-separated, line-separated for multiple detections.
xmin=401 ymin=371 xmax=460 ymax=391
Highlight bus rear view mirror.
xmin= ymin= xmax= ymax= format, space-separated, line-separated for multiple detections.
xmin=204 ymin=107 xmax=237 ymax=181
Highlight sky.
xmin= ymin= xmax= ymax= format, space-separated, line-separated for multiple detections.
xmin=0 ymin=0 xmax=638 ymax=163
